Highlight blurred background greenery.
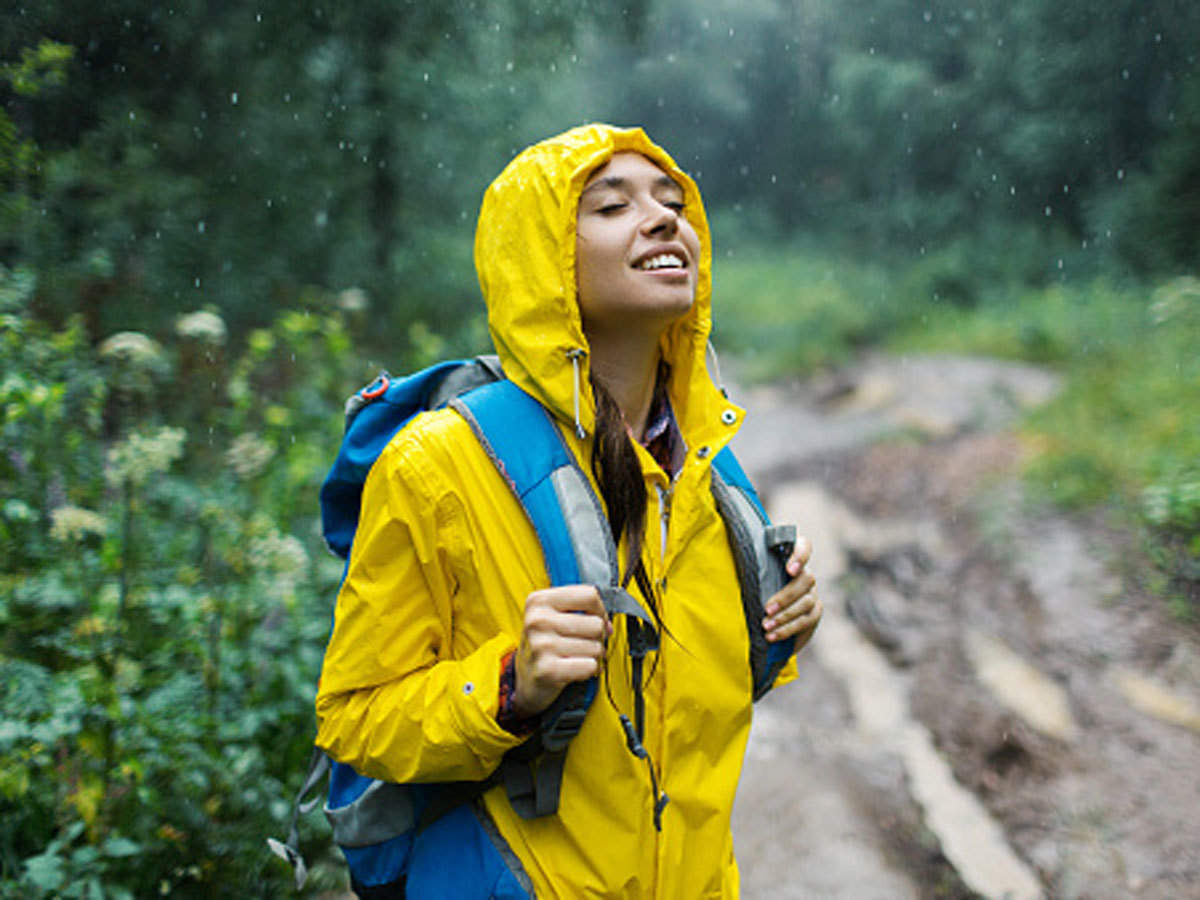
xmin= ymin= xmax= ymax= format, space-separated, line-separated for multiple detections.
xmin=1 ymin=0 xmax=1197 ymax=895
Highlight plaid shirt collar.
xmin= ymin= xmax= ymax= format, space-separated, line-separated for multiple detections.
xmin=638 ymin=379 xmax=684 ymax=478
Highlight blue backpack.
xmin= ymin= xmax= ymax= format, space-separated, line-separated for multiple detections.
xmin=269 ymin=357 xmax=797 ymax=897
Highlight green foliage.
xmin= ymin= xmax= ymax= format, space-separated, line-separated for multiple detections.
xmin=710 ymin=242 xmax=900 ymax=379
xmin=0 ymin=2 xmax=638 ymax=350
xmin=0 ymin=270 xmax=362 ymax=895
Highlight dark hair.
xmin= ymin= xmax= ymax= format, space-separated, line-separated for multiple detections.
xmin=589 ymin=373 xmax=661 ymax=626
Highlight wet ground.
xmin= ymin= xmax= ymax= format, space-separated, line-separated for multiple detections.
xmin=730 ymin=354 xmax=1200 ymax=899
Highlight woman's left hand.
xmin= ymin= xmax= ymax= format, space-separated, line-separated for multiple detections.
xmin=762 ymin=535 xmax=821 ymax=650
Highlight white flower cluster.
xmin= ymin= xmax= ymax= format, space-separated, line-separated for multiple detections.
xmin=248 ymin=531 xmax=309 ymax=574
xmin=99 ymin=331 xmax=165 ymax=368
xmin=248 ymin=530 xmax=310 ymax=600
xmin=50 ymin=505 xmax=109 ymax=542
xmin=176 ymin=310 xmax=228 ymax=345
xmin=226 ymin=432 xmax=276 ymax=480
xmin=106 ymin=426 xmax=187 ymax=487
xmin=337 ymin=288 xmax=369 ymax=313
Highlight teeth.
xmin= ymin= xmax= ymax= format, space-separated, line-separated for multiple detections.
xmin=638 ymin=254 xmax=684 ymax=270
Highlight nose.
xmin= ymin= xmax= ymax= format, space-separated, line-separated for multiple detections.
xmin=640 ymin=199 xmax=679 ymax=237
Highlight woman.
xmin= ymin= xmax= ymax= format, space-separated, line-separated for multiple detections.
xmin=315 ymin=123 xmax=821 ymax=898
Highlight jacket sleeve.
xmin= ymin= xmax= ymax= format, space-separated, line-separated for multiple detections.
xmin=770 ymin=654 xmax=799 ymax=689
xmin=314 ymin=431 xmax=526 ymax=784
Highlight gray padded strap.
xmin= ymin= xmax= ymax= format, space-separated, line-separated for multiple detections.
xmin=710 ymin=467 xmax=771 ymax=697
xmin=550 ymin=466 xmax=619 ymax=587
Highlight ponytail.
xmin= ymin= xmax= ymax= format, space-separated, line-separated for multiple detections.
xmin=589 ymin=374 xmax=662 ymax=627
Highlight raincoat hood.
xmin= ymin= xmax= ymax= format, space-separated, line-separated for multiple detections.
xmin=475 ymin=123 xmax=723 ymax=439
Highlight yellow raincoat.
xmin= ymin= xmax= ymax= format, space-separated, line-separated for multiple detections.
xmin=316 ymin=124 xmax=797 ymax=898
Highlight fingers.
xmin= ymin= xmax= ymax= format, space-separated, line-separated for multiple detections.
xmin=513 ymin=586 xmax=611 ymax=717
xmin=764 ymin=534 xmax=821 ymax=645
xmin=525 ymin=585 xmax=612 ymax=638
xmin=785 ymin=533 xmax=813 ymax=578
xmin=764 ymin=586 xmax=822 ymax=644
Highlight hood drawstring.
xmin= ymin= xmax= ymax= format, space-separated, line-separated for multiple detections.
xmin=705 ymin=340 xmax=729 ymax=399
xmin=567 ymin=348 xmax=587 ymax=439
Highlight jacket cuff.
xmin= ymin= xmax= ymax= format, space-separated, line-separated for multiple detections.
xmin=447 ymin=634 xmax=528 ymax=763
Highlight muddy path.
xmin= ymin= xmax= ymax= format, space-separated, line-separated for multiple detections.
xmin=728 ymin=355 xmax=1200 ymax=900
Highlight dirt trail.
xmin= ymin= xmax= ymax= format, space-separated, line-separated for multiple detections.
xmin=729 ymin=354 xmax=1200 ymax=899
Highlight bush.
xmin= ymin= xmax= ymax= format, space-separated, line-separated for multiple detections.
xmin=0 ymin=265 xmax=362 ymax=896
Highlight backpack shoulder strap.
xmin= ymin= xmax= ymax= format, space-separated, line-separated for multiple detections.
xmin=711 ymin=447 xmax=798 ymax=699
xmin=452 ymin=380 xmax=656 ymax=820
xmin=452 ymin=379 xmax=618 ymax=587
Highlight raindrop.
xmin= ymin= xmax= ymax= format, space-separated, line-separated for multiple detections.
xmin=923 ymin=10 xmax=932 ymax=22
xmin=256 ymin=12 xmax=261 ymax=22
xmin=1010 ymin=186 xmax=1016 ymax=195
xmin=231 ymin=91 xmax=238 ymax=104
xmin=195 ymin=277 xmax=201 ymax=288
xmin=1121 ymin=69 xmax=1130 ymax=80
xmin=1057 ymin=259 xmax=1063 ymax=269
xmin=423 ymin=72 xmax=430 ymax=82
xmin=1117 ymin=169 xmax=1125 ymax=180
xmin=129 ymin=111 xmax=136 ymax=121
xmin=1045 ymin=206 xmax=1052 ymax=216
xmin=197 ymin=220 xmax=206 ymax=234
xmin=1063 ymin=184 xmax=1069 ymax=194
xmin=505 ymin=61 xmax=514 ymax=72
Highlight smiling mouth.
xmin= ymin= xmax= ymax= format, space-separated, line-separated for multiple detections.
xmin=635 ymin=253 xmax=686 ymax=271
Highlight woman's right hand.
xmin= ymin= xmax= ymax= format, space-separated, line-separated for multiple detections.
xmin=512 ymin=586 xmax=611 ymax=718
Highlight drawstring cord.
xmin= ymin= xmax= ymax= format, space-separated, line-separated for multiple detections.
xmin=604 ymin=616 xmax=669 ymax=832
xmin=705 ymin=340 xmax=729 ymax=399
xmin=567 ymin=348 xmax=587 ymax=438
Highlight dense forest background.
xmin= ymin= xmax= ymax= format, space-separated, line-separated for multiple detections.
xmin=2 ymin=1 xmax=1197 ymax=896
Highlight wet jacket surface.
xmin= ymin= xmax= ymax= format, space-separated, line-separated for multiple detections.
xmin=315 ymin=124 xmax=796 ymax=898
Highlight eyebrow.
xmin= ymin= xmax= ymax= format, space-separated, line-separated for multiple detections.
xmin=581 ymin=174 xmax=682 ymax=196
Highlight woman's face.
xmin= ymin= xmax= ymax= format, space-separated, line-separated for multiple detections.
xmin=575 ymin=152 xmax=702 ymax=340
